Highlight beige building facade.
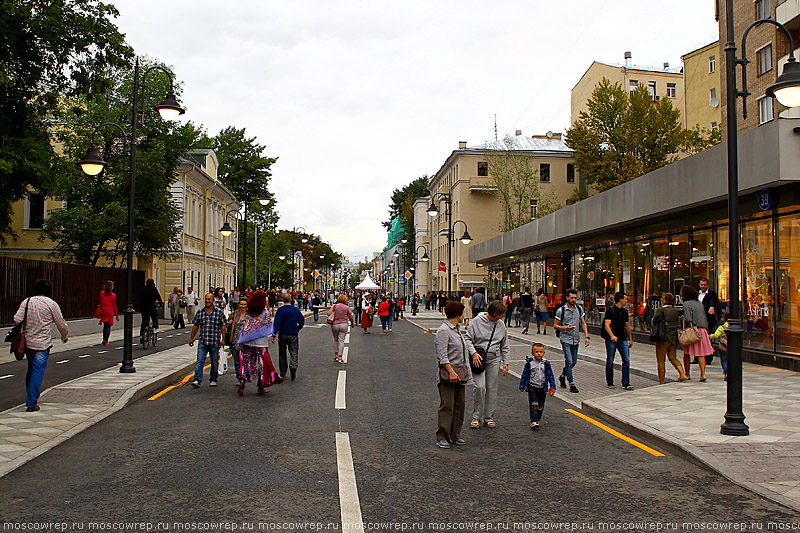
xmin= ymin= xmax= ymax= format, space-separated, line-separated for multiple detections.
xmin=571 ymin=60 xmax=685 ymax=126
xmin=682 ymin=41 xmax=723 ymax=133
xmin=412 ymin=197 xmax=430 ymax=296
xmin=425 ymin=133 xmax=575 ymax=295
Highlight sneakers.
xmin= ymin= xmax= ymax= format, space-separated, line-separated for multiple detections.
xmin=451 ymin=438 xmax=466 ymax=445
xmin=485 ymin=419 xmax=496 ymax=428
xmin=623 ymin=384 xmax=635 ymax=390
xmin=290 ymin=368 xmax=297 ymax=381
xmin=569 ymin=384 xmax=580 ymax=393
xmin=607 ymin=384 xmax=615 ymax=388
xmin=209 ymin=381 xmax=217 ymax=387
xmin=26 ymin=405 xmax=40 ymax=412
xmin=559 ymin=375 xmax=567 ymax=389
xmin=190 ymin=381 xmax=200 ymax=388
xmin=530 ymin=422 xmax=540 ymax=430
xmin=436 ymin=440 xmax=451 ymax=449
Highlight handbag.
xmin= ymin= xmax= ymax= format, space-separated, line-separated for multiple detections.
xmin=440 ymin=334 xmax=469 ymax=383
xmin=94 ymin=305 xmax=101 ymax=319
xmin=8 ymin=298 xmax=30 ymax=360
xmin=649 ymin=313 xmax=667 ymax=343
xmin=470 ymin=321 xmax=498 ymax=375
xmin=678 ymin=320 xmax=701 ymax=346
xmin=719 ymin=334 xmax=728 ymax=353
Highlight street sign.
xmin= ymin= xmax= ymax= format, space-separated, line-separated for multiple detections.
xmin=389 ymin=276 xmax=395 ymax=283
xmin=326 ymin=275 xmax=331 ymax=282
xmin=312 ymin=270 xmax=320 ymax=278
xmin=398 ymin=277 xmax=404 ymax=284
xmin=404 ymin=270 xmax=412 ymax=280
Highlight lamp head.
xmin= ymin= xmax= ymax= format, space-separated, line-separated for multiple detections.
xmin=155 ymin=92 xmax=185 ymax=121
xmin=278 ymin=253 xmax=286 ymax=260
xmin=421 ymin=251 xmax=429 ymax=262
xmin=219 ymin=221 xmax=234 ymax=237
xmin=766 ymin=58 xmax=800 ymax=108
xmin=301 ymin=236 xmax=309 ymax=244
xmin=320 ymin=254 xmax=325 ymax=259
xmin=459 ymin=230 xmax=473 ymax=245
xmin=400 ymin=236 xmax=408 ymax=244
xmin=258 ymin=192 xmax=271 ymax=206
xmin=77 ymin=146 xmax=108 ymax=176
xmin=393 ymin=250 xmax=399 ymax=257
xmin=426 ymin=202 xmax=439 ymax=217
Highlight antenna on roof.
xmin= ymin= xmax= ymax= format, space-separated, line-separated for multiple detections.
xmin=494 ymin=114 xmax=498 ymax=141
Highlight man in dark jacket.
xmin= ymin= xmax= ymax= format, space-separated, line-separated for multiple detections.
xmin=271 ymin=293 xmax=305 ymax=380
xmin=139 ymin=279 xmax=163 ymax=340
xmin=699 ymin=278 xmax=720 ymax=331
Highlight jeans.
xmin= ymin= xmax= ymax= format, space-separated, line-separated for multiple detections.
xmin=718 ymin=346 xmax=728 ymax=374
xmin=388 ymin=314 xmax=393 ymax=330
xmin=278 ymin=334 xmax=299 ymax=376
xmin=528 ymin=387 xmax=547 ymax=423
xmin=605 ymin=338 xmax=631 ymax=386
xmin=561 ymin=342 xmax=579 ymax=385
xmin=102 ymin=322 xmax=111 ymax=343
xmin=194 ymin=342 xmax=220 ymax=384
xmin=379 ymin=315 xmax=389 ymax=331
xmin=313 ymin=307 xmax=319 ymax=322
xmin=25 ymin=348 xmax=51 ymax=409
xmin=140 ymin=311 xmax=159 ymax=338
xmin=230 ymin=345 xmax=241 ymax=380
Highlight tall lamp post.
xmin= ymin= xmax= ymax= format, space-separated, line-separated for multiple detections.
xmin=78 ymin=59 xmax=185 ymax=374
xmin=720 ymin=4 xmax=800 ymax=435
xmin=413 ymin=245 xmax=429 ymax=298
xmin=221 ymin=193 xmax=269 ymax=289
xmin=427 ymin=194 xmax=472 ymax=295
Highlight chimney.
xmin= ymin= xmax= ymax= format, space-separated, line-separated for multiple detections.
xmin=458 ymin=141 xmax=467 ymax=149
xmin=663 ymin=62 xmax=670 ymax=69
xmin=624 ymin=51 xmax=632 ymax=68
xmin=515 ymin=130 xmax=522 ymax=136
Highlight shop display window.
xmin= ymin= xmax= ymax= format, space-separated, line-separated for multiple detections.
xmin=777 ymin=214 xmax=800 ymax=354
xmin=691 ymin=230 xmax=715 ymax=288
xmin=634 ymin=240 xmax=653 ymax=331
xmin=742 ymin=219 xmax=775 ymax=351
xmin=670 ymin=234 xmax=690 ymax=301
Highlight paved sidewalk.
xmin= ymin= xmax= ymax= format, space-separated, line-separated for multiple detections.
xmin=408 ymin=309 xmax=800 ymax=512
xmin=0 ymin=343 xmax=197 ymax=478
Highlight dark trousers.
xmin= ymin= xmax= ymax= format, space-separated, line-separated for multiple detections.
xmin=313 ymin=308 xmax=319 ymax=322
xmin=174 ymin=314 xmax=185 ymax=329
xmin=528 ymin=387 xmax=547 ymax=423
xmin=354 ymin=308 xmax=361 ymax=324
xmin=436 ymin=382 xmax=466 ymax=442
xmin=278 ymin=333 xmax=299 ymax=376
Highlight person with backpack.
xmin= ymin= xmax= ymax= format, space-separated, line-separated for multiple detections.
xmin=553 ymin=288 xmax=590 ymax=394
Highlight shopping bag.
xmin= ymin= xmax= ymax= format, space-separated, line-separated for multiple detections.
xmin=218 ymin=354 xmax=228 ymax=375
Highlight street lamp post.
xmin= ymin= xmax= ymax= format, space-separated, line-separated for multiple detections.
xmin=78 ymin=58 xmax=185 ymax=374
xmin=720 ymin=3 xmax=800 ymax=436
xmin=427 ymin=195 xmax=472 ymax=295
xmin=414 ymin=245 xmax=429 ymax=299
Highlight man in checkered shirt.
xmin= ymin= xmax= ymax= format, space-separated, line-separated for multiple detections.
xmin=188 ymin=293 xmax=227 ymax=388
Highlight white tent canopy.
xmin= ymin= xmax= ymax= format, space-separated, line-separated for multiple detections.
xmin=355 ymin=273 xmax=380 ymax=290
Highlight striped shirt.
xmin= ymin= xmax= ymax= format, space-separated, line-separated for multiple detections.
xmin=14 ymin=296 xmax=69 ymax=350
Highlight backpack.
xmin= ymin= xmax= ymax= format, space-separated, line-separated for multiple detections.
xmin=555 ymin=304 xmax=583 ymax=338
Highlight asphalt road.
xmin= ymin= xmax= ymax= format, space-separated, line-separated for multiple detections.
xmin=0 ymin=326 xmax=192 ymax=412
xmin=0 ymin=318 xmax=795 ymax=528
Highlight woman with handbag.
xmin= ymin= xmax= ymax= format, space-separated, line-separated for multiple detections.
xmin=435 ymin=300 xmax=471 ymax=449
xmin=651 ymin=292 xmax=689 ymax=384
xmin=680 ymin=285 xmax=714 ymax=382
xmin=227 ymin=299 xmax=248 ymax=385
xmin=461 ymin=290 xmax=473 ymax=327
xmin=536 ymin=288 xmax=549 ymax=335
xmin=328 ymin=294 xmax=354 ymax=363
xmin=236 ymin=291 xmax=283 ymax=396
xmin=465 ymin=300 xmax=510 ymax=429
xmin=97 ymin=280 xmax=119 ymax=346
xmin=361 ymin=293 xmax=374 ymax=334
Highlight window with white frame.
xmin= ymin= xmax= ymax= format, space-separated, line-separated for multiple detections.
xmin=757 ymin=44 xmax=773 ymax=76
xmin=648 ymin=81 xmax=657 ymax=98
xmin=711 ymin=121 xmax=719 ymax=132
xmin=709 ymin=55 xmax=716 ymax=73
xmin=629 ymin=79 xmax=638 ymax=95
xmin=530 ymin=199 xmax=538 ymax=219
xmin=756 ymin=0 xmax=771 ymax=20
xmin=759 ymin=96 xmax=774 ymax=124
xmin=710 ymin=87 xmax=717 ymax=106
xmin=667 ymin=83 xmax=677 ymax=98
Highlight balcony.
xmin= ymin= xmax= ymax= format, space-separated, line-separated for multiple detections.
xmin=777 ymin=0 xmax=800 ymax=32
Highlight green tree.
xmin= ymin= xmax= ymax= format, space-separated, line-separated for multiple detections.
xmin=682 ymin=124 xmax=722 ymax=155
xmin=383 ymin=176 xmax=428 ymax=268
xmin=212 ymin=126 xmax=276 ymax=206
xmin=566 ymin=79 xmax=705 ymax=192
xmin=485 ymin=136 xmax=559 ymax=232
xmin=0 ymin=0 xmax=133 ymax=242
xmin=42 ymin=59 xmax=199 ymax=265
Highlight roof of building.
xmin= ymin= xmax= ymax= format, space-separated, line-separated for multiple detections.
xmin=468 ymin=135 xmax=573 ymax=153
xmin=681 ymin=41 xmax=719 ymax=60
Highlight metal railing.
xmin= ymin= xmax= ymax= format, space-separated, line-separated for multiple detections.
xmin=0 ymin=257 xmax=144 ymax=326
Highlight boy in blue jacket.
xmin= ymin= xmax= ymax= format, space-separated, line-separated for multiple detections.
xmin=519 ymin=343 xmax=556 ymax=430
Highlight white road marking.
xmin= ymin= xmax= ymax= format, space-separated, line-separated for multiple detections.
xmin=342 ymin=346 xmax=349 ymax=364
xmin=56 ymin=360 xmax=69 ymax=364
xmin=344 ymin=333 xmax=350 ymax=345
xmin=0 ymin=375 xmax=13 ymax=380
xmin=335 ymin=432 xmax=364 ymax=530
xmin=335 ymin=370 xmax=347 ymax=410
xmin=97 ymin=351 xmax=107 ymax=354
xmin=115 ymin=346 xmax=124 ymax=350
xmin=167 ymin=335 xmax=173 ymax=338
xmin=79 ymin=355 xmax=90 ymax=358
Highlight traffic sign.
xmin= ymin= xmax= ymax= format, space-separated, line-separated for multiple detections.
xmin=312 ymin=270 xmax=320 ymax=279
xmin=404 ymin=270 xmax=412 ymax=280
xmin=389 ymin=276 xmax=395 ymax=283
xmin=326 ymin=275 xmax=331 ymax=282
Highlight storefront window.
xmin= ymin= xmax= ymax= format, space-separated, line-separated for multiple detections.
xmin=652 ymin=238 xmax=670 ymax=305
xmin=691 ymin=229 xmax=715 ymax=289
xmin=546 ymin=254 xmax=565 ymax=309
xmin=716 ymin=227 xmax=730 ymax=313
xmin=742 ymin=219 xmax=775 ymax=351
xmin=634 ymin=241 xmax=652 ymax=331
xmin=670 ymin=234 xmax=690 ymax=300
xmin=777 ymin=214 xmax=800 ymax=354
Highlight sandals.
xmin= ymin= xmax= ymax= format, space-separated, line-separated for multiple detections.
xmin=486 ymin=420 xmax=496 ymax=428
xmin=470 ymin=419 xmax=480 ymax=429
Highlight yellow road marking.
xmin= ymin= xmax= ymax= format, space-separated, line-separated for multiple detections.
xmin=566 ymin=409 xmax=665 ymax=457
xmin=148 ymin=354 xmax=233 ymax=400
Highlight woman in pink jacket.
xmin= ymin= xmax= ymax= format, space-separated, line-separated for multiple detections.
xmin=97 ymin=280 xmax=119 ymax=346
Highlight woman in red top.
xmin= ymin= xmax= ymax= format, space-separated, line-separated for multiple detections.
xmin=378 ymin=295 xmax=391 ymax=335
xmin=97 ymin=280 xmax=119 ymax=346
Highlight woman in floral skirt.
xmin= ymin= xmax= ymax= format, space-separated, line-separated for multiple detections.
xmin=236 ymin=291 xmax=283 ymax=396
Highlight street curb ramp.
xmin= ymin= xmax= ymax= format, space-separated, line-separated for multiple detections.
xmin=581 ymin=399 xmax=800 ymax=514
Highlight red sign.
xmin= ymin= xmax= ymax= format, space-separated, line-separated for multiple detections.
xmin=438 ymin=261 xmax=447 ymax=272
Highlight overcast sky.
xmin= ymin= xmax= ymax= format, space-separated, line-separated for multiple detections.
xmin=111 ymin=0 xmax=719 ymax=262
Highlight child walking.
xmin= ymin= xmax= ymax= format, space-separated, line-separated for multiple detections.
xmin=519 ymin=343 xmax=556 ymax=430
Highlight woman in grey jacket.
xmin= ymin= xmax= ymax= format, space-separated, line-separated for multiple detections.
xmin=435 ymin=300 xmax=471 ymax=449
xmin=681 ymin=285 xmax=715 ymax=382
xmin=465 ymin=300 xmax=510 ymax=429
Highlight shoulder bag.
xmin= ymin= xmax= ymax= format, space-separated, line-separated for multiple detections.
xmin=678 ymin=319 xmax=701 ymax=346
xmin=8 ymin=298 xmax=31 ymax=360
xmin=649 ymin=310 xmax=668 ymax=343
xmin=470 ymin=321 xmax=498 ymax=375
xmin=440 ymin=334 xmax=469 ymax=384
xmin=327 ymin=304 xmax=337 ymax=324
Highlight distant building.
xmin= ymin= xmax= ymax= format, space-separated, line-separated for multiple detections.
xmin=681 ymin=41 xmax=723 ymax=135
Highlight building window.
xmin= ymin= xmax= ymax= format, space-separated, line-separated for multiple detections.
xmin=648 ymin=81 xmax=657 ymax=99
xmin=757 ymin=44 xmax=773 ymax=76
xmin=477 ymin=161 xmax=488 ymax=176
xmin=759 ymin=96 xmax=774 ymax=124
xmin=530 ymin=199 xmax=538 ymax=219
xmin=567 ymin=163 xmax=575 ymax=183
xmin=709 ymin=55 xmax=716 ymax=73
xmin=629 ymin=79 xmax=638 ymax=95
xmin=26 ymin=192 xmax=45 ymax=230
xmin=709 ymin=87 xmax=718 ymax=106
xmin=666 ymin=83 xmax=677 ymax=98
xmin=539 ymin=163 xmax=550 ymax=182
xmin=711 ymin=121 xmax=719 ymax=132
xmin=756 ymin=0 xmax=771 ymax=19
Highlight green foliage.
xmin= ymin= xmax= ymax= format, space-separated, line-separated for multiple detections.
xmin=565 ymin=79 xmax=685 ymax=192
xmin=42 ymin=59 xmax=199 ymax=265
xmin=383 ymin=176 xmax=428 ymax=269
xmin=212 ymin=126 xmax=276 ymax=206
xmin=565 ymin=187 xmax=589 ymax=205
xmin=682 ymin=124 xmax=722 ymax=154
xmin=0 ymin=0 xmax=133 ymax=242
xmin=485 ymin=136 xmax=560 ymax=232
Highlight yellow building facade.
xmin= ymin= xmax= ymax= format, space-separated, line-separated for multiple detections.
xmin=681 ymin=41 xmax=723 ymax=133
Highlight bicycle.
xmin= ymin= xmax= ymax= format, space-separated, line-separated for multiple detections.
xmin=141 ymin=324 xmax=158 ymax=349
